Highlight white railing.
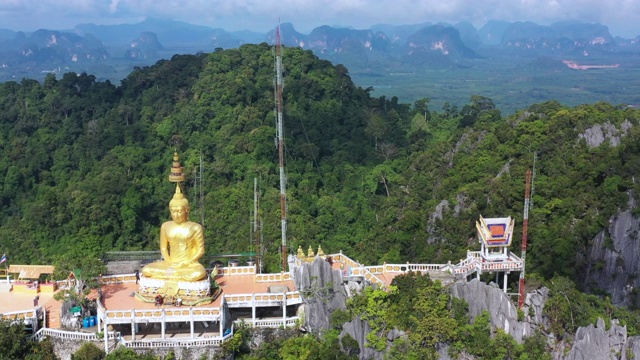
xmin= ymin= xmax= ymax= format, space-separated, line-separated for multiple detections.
xmin=452 ymin=251 xmax=523 ymax=277
xmin=55 ymin=279 xmax=75 ymax=290
xmin=217 ymin=266 xmax=256 ymax=276
xmin=100 ymin=273 xmax=137 ymax=285
xmin=103 ymin=307 xmax=221 ymax=325
xmin=234 ymin=316 xmax=300 ymax=328
xmin=370 ymin=263 xmax=448 ymax=274
xmin=328 ymin=253 xmax=386 ymax=287
xmin=0 ymin=308 xmax=38 ymax=320
xmin=468 ymin=251 xmax=483 ymax=259
xmin=33 ymin=328 xmax=119 ymax=342
xmin=480 ymin=260 xmax=523 ymax=272
xmin=329 ymin=253 xmax=360 ymax=271
xmin=224 ymin=291 xmax=303 ymax=308
xmin=333 ymin=250 xmax=523 ymax=284
xmin=454 ymin=260 xmax=480 ymax=278
xmin=254 ymin=272 xmax=293 ymax=283
xmin=124 ymin=332 xmax=233 ymax=349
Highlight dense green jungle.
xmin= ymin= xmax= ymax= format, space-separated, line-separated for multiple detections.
xmin=1 ymin=42 xmax=640 ymax=278
xmin=3 ymin=42 xmax=640 ymax=359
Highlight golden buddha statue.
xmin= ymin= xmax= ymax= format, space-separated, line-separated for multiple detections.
xmin=141 ymin=184 xmax=206 ymax=282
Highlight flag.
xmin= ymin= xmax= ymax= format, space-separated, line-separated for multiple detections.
xmin=0 ymin=253 xmax=6 ymax=265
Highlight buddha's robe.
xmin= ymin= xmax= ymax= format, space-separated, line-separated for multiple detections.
xmin=142 ymin=220 xmax=206 ymax=282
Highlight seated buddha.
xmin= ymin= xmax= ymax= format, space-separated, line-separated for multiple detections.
xmin=142 ymin=184 xmax=206 ymax=282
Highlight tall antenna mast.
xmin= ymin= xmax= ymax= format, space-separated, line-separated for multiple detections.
xmin=518 ymin=169 xmax=532 ymax=309
xmin=254 ymin=177 xmax=262 ymax=273
xmin=275 ymin=24 xmax=288 ymax=272
xmin=200 ymin=153 xmax=204 ymax=227
xmin=192 ymin=154 xmax=205 ymax=228
xmin=530 ymin=153 xmax=537 ymax=209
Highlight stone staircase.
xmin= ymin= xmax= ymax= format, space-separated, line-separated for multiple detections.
xmin=46 ymin=306 xmax=61 ymax=329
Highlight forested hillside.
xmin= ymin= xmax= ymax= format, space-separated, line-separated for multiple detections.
xmin=1 ymin=43 xmax=639 ymax=286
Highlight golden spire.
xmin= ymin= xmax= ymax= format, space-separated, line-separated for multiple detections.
xmin=169 ymin=183 xmax=189 ymax=209
xmin=169 ymin=151 xmax=185 ymax=183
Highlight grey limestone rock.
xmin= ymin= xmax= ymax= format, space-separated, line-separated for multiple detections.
xmin=524 ymin=286 xmax=550 ymax=329
xmin=562 ymin=318 xmax=626 ymax=360
xmin=578 ymin=206 xmax=640 ymax=307
xmin=341 ymin=316 xmax=384 ymax=360
xmin=578 ymin=120 xmax=631 ymax=148
xmin=622 ymin=336 xmax=640 ymax=360
xmin=451 ymin=279 xmax=532 ymax=342
xmin=294 ymin=256 xmax=347 ymax=333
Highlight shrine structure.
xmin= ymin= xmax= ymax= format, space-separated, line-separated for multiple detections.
xmin=134 ymin=152 xmax=219 ymax=306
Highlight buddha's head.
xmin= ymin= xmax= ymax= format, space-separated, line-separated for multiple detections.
xmin=169 ymin=184 xmax=190 ymax=223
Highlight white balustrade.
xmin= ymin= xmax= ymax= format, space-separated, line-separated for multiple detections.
xmin=234 ymin=316 xmax=299 ymax=328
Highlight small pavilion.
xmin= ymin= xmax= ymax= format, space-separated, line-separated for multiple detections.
xmin=7 ymin=265 xmax=56 ymax=294
xmin=476 ymin=215 xmax=515 ymax=261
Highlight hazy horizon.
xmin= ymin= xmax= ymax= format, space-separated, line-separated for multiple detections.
xmin=0 ymin=0 xmax=638 ymax=38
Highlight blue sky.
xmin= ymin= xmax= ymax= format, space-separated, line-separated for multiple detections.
xmin=0 ymin=0 xmax=638 ymax=38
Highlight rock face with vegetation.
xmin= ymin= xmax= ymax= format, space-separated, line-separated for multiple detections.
xmin=559 ymin=318 xmax=628 ymax=360
xmin=294 ymin=257 xmax=348 ymax=333
xmin=2 ymin=43 xmax=640 ymax=359
xmin=578 ymin=203 xmax=640 ymax=307
xmin=451 ymin=279 xmax=532 ymax=342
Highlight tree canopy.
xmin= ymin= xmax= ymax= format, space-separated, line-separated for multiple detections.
xmin=0 ymin=44 xmax=638 ymax=282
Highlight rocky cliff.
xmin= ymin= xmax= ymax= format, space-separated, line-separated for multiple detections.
xmin=294 ymin=257 xmax=348 ymax=333
xmin=578 ymin=203 xmax=640 ymax=307
xmin=451 ymin=279 xmax=532 ymax=342
xmin=294 ymin=258 xmax=640 ymax=359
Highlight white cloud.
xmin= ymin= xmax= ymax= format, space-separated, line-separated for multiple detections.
xmin=0 ymin=0 xmax=638 ymax=37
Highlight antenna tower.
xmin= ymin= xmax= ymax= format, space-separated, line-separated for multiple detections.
xmin=253 ymin=178 xmax=262 ymax=273
xmin=275 ymin=24 xmax=288 ymax=272
xmin=518 ymin=169 xmax=532 ymax=309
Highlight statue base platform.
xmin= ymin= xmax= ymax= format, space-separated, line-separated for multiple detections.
xmin=135 ymin=276 xmax=221 ymax=306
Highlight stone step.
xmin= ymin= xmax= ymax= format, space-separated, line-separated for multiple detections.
xmin=47 ymin=309 xmax=61 ymax=329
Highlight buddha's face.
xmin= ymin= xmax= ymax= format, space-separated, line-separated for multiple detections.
xmin=170 ymin=205 xmax=188 ymax=223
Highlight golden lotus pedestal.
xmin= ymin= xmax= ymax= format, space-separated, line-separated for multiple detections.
xmin=134 ymin=276 xmax=221 ymax=306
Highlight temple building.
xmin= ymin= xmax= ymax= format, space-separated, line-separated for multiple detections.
xmin=476 ymin=215 xmax=515 ymax=261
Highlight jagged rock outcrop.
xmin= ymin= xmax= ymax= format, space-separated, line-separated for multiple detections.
xmin=578 ymin=120 xmax=632 ymax=148
xmin=451 ymin=279 xmax=532 ymax=342
xmin=524 ymin=286 xmax=551 ymax=329
xmin=341 ymin=316 xmax=384 ymax=360
xmin=623 ymin=337 xmax=640 ymax=359
xmin=578 ymin=202 xmax=640 ymax=307
xmin=294 ymin=257 xmax=348 ymax=333
xmin=559 ymin=318 xmax=628 ymax=360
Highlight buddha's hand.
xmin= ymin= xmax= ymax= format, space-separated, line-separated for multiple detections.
xmin=164 ymin=267 xmax=175 ymax=277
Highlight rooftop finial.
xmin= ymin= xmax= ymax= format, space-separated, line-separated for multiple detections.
xmin=169 ymin=151 xmax=185 ymax=183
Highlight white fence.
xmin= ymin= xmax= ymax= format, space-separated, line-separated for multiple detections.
xmin=123 ymin=332 xmax=234 ymax=349
xmin=102 ymin=307 xmax=222 ymax=325
xmin=224 ymin=292 xmax=303 ymax=308
xmin=329 ymin=250 xmax=523 ymax=286
xmin=33 ymin=328 xmax=119 ymax=342
xmin=234 ymin=316 xmax=300 ymax=328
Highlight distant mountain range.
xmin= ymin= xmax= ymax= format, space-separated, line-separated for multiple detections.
xmin=0 ymin=17 xmax=638 ymax=83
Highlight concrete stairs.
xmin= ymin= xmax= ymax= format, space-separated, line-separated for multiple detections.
xmin=46 ymin=306 xmax=61 ymax=329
